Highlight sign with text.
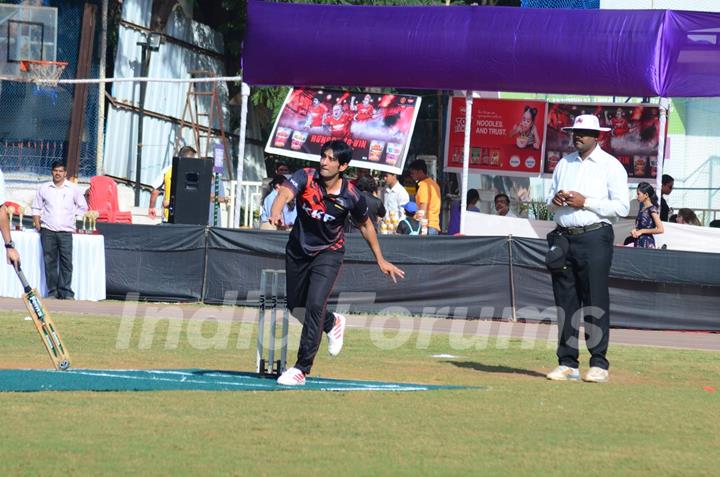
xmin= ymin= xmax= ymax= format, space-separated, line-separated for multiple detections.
xmin=265 ymin=88 xmax=421 ymax=174
xmin=544 ymin=102 xmax=664 ymax=181
xmin=444 ymin=98 xmax=547 ymax=176
xmin=213 ymin=143 xmax=224 ymax=173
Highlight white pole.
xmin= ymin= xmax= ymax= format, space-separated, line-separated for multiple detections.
xmin=655 ymin=97 xmax=670 ymax=201
xmin=233 ymin=82 xmax=250 ymax=228
xmin=96 ymin=0 xmax=108 ymax=175
xmin=459 ymin=93 xmax=473 ymax=235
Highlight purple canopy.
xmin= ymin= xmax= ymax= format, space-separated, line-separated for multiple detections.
xmin=243 ymin=1 xmax=720 ymax=97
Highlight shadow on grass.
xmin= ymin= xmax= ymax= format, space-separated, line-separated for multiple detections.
xmin=446 ymin=361 xmax=546 ymax=378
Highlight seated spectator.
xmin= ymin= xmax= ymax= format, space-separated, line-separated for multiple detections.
xmin=275 ymin=161 xmax=290 ymax=177
xmin=346 ymin=175 xmax=386 ymax=232
xmin=350 ymin=167 xmax=369 ymax=186
xmin=396 ymin=201 xmax=421 ymax=235
xmin=260 ymin=161 xmax=292 ymax=200
xmin=676 ymin=208 xmax=702 ymax=226
xmin=709 ymin=219 xmax=720 ymax=228
xmin=494 ymin=193 xmax=516 ymax=218
xmin=447 ymin=189 xmax=480 ymax=235
xmin=668 ymin=214 xmax=678 ymax=223
xmin=260 ymin=175 xmax=296 ymax=230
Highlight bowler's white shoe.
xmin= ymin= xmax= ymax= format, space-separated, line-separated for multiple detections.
xmin=277 ymin=367 xmax=306 ymax=386
xmin=583 ymin=367 xmax=609 ymax=383
xmin=327 ymin=313 xmax=346 ymax=356
xmin=546 ymin=365 xmax=580 ymax=381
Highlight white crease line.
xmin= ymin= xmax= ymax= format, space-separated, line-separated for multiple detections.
xmin=316 ymin=387 xmax=431 ymax=392
xmin=19 ymin=369 xmax=456 ymax=391
xmin=65 ymin=370 xmax=276 ymax=389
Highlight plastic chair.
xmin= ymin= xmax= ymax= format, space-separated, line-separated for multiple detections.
xmin=3 ymin=201 xmax=23 ymax=214
xmin=86 ymin=176 xmax=133 ymax=223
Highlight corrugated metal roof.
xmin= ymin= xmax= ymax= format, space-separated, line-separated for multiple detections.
xmin=103 ymin=0 xmax=230 ymax=206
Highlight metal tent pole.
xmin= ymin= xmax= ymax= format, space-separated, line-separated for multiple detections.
xmin=655 ymin=97 xmax=670 ymax=203
xmin=459 ymin=92 xmax=473 ymax=235
xmin=234 ymin=82 xmax=250 ymax=228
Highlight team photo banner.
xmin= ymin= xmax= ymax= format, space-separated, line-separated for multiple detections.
xmin=265 ymin=88 xmax=422 ymax=174
xmin=445 ymin=98 xmax=547 ymax=176
xmin=544 ymin=102 xmax=664 ymax=180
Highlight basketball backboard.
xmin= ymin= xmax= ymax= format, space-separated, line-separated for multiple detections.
xmin=0 ymin=4 xmax=58 ymax=79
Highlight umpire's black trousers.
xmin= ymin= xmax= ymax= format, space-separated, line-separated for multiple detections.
xmin=286 ymin=249 xmax=344 ymax=374
xmin=550 ymin=224 xmax=613 ymax=370
xmin=40 ymin=228 xmax=74 ymax=299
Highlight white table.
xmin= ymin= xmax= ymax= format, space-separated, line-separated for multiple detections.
xmin=0 ymin=230 xmax=106 ymax=301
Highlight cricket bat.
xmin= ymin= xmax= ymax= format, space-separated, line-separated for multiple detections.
xmin=15 ymin=265 xmax=71 ymax=371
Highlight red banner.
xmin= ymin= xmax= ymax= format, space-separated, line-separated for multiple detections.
xmin=445 ymin=98 xmax=547 ymax=176
xmin=544 ymin=102 xmax=663 ymax=181
xmin=265 ymin=88 xmax=421 ymax=174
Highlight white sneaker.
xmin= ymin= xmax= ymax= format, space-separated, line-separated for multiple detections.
xmin=276 ymin=367 xmax=305 ymax=386
xmin=546 ymin=365 xmax=580 ymax=381
xmin=327 ymin=313 xmax=346 ymax=356
xmin=583 ymin=367 xmax=609 ymax=383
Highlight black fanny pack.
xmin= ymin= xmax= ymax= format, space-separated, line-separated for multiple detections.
xmin=545 ymin=230 xmax=569 ymax=272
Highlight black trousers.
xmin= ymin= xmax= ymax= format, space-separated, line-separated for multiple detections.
xmin=550 ymin=225 xmax=613 ymax=370
xmin=286 ymin=249 xmax=344 ymax=374
xmin=40 ymin=228 xmax=74 ymax=299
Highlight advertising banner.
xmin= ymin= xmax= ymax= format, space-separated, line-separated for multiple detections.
xmin=445 ymin=98 xmax=547 ymax=176
xmin=544 ymin=102 xmax=664 ymax=181
xmin=265 ymin=88 xmax=421 ymax=174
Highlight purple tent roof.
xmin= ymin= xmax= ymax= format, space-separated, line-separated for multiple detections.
xmin=242 ymin=1 xmax=720 ymax=97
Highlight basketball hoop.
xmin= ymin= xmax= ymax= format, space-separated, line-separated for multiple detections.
xmin=19 ymin=60 xmax=68 ymax=87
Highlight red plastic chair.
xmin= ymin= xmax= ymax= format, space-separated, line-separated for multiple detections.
xmin=86 ymin=176 xmax=132 ymax=223
xmin=3 ymin=201 xmax=23 ymax=214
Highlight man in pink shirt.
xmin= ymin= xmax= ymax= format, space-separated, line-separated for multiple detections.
xmin=32 ymin=162 xmax=88 ymax=299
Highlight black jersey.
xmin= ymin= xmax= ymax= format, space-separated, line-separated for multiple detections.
xmin=283 ymin=168 xmax=368 ymax=257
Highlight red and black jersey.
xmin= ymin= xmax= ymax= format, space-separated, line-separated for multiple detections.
xmin=307 ymin=103 xmax=328 ymax=127
xmin=325 ymin=113 xmax=353 ymax=139
xmin=611 ymin=117 xmax=629 ymax=137
xmin=283 ymin=168 xmax=368 ymax=257
xmin=355 ymin=104 xmax=375 ymax=121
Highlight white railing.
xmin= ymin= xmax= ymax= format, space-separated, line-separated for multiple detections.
xmin=229 ymin=180 xmax=264 ymax=228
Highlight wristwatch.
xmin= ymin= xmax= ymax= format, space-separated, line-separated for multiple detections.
xmin=4 ymin=241 xmax=15 ymax=249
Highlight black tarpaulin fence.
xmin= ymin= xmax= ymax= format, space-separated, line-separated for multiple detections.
xmin=97 ymin=224 xmax=720 ymax=331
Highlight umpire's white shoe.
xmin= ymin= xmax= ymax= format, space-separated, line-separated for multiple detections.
xmin=546 ymin=365 xmax=580 ymax=381
xmin=277 ymin=367 xmax=305 ymax=386
xmin=327 ymin=313 xmax=346 ymax=356
xmin=583 ymin=367 xmax=609 ymax=383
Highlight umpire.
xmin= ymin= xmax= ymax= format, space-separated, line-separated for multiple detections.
xmin=545 ymin=114 xmax=629 ymax=383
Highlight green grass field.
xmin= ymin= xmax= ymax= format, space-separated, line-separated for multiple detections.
xmin=0 ymin=309 xmax=718 ymax=476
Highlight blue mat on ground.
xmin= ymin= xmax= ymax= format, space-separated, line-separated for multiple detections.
xmin=0 ymin=369 xmax=478 ymax=393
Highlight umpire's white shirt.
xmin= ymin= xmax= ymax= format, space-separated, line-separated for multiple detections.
xmin=548 ymin=144 xmax=630 ymax=228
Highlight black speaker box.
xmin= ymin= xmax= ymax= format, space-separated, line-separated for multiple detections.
xmin=168 ymin=157 xmax=212 ymax=225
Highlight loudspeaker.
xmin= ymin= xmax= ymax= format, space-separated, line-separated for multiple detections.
xmin=168 ymin=157 xmax=212 ymax=225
